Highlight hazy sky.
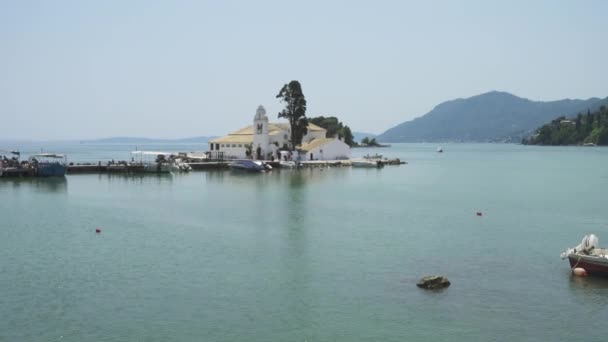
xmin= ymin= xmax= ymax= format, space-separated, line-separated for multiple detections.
xmin=1 ymin=0 xmax=606 ymax=140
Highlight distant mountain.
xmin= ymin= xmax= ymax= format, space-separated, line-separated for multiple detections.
xmin=352 ymin=131 xmax=376 ymax=143
xmin=377 ymin=91 xmax=607 ymax=143
xmin=82 ymin=136 xmax=216 ymax=144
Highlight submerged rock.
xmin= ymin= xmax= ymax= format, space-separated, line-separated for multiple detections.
xmin=416 ymin=275 xmax=450 ymax=289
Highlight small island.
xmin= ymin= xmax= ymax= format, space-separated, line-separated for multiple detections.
xmin=356 ymin=136 xmax=390 ymax=148
xmin=523 ymin=105 xmax=608 ymax=146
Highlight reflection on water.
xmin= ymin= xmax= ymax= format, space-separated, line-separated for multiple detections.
xmin=568 ymin=273 xmax=608 ymax=290
xmin=280 ymin=168 xmax=312 ymax=327
xmin=0 ymin=177 xmax=68 ymax=193
xmin=98 ymin=172 xmax=174 ymax=185
xmin=568 ymin=273 xmax=608 ymax=306
xmin=204 ymin=167 xmax=350 ymax=186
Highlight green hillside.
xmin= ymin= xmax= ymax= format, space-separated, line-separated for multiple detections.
xmin=524 ymin=105 xmax=608 ymax=145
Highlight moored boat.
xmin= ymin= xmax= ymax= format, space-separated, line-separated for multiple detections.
xmin=229 ymin=159 xmax=266 ymax=172
xmin=560 ymin=234 xmax=608 ymax=275
xmin=29 ymin=153 xmax=67 ymax=177
xmin=131 ymin=151 xmax=172 ymax=174
xmin=169 ymin=158 xmax=192 ymax=172
xmin=279 ymin=161 xmax=302 ymax=169
xmin=351 ymin=159 xmax=384 ymax=168
xmin=363 ymin=153 xmax=383 ymax=160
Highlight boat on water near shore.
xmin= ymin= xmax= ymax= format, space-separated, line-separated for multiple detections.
xmin=229 ymin=159 xmax=269 ymax=172
xmin=29 ymin=153 xmax=67 ymax=177
xmin=561 ymin=234 xmax=608 ymax=275
xmin=351 ymin=159 xmax=384 ymax=168
xmin=363 ymin=153 xmax=383 ymax=160
xmin=130 ymin=151 xmax=172 ymax=173
xmin=279 ymin=161 xmax=300 ymax=169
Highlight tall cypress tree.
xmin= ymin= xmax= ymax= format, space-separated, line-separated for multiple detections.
xmin=277 ymin=81 xmax=308 ymax=150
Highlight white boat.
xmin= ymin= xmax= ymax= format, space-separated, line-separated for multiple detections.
xmin=169 ymin=158 xmax=192 ymax=172
xmin=351 ymin=159 xmax=384 ymax=168
xmin=229 ymin=159 xmax=266 ymax=172
xmin=279 ymin=161 xmax=298 ymax=168
xmin=437 ymin=147 xmax=443 ymax=153
xmin=363 ymin=153 xmax=383 ymax=160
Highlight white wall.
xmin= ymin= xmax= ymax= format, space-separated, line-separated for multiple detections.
xmin=218 ymin=144 xmax=247 ymax=159
xmin=305 ymin=139 xmax=350 ymax=160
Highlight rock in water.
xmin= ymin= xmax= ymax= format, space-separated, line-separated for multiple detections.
xmin=416 ymin=275 xmax=450 ymax=289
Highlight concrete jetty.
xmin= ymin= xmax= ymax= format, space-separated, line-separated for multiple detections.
xmin=2 ymin=156 xmax=405 ymax=177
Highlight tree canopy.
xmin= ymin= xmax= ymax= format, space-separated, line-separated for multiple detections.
xmin=308 ymin=116 xmax=355 ymax=146
xmin=277 ymin=80 xmax=308 ymax=150
xmin=360 ymin=137 xmax=381 ymax=147
xmin=523 ymin=106 xmax=608 ymax=145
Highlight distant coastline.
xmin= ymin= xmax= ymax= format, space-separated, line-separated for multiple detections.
xmin=80 ymin=136 xmax=217 ymax=144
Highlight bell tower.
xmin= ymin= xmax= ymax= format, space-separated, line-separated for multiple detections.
xmin=252 ymin=105 xmax=269 ymax=159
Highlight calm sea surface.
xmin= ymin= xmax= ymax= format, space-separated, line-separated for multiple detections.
xmin=1 ymin=143 xmax=608 ymax=341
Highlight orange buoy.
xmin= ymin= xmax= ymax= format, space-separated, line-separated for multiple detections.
xmin=95 ymin=228 xmax=101 ymax=233
xmin=572 ymin=267 xmax=587 ymax=277
xmin=476 ymin=212 xmax=482 ymax=216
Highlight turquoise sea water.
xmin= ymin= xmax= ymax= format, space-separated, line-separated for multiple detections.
xmin=1 ymin=143 xmax=608 ymax=341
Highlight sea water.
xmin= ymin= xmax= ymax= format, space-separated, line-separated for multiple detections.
xmin=1 ymin=143 xmax=607 ymax=341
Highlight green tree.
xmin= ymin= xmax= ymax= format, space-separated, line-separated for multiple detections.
xmin=342 ymin=125 xmax=354 ymax=146
xmin=309 ymin=116 xmax=340 ymax=137
xmin=527 ymin=106 xmax=608 ymax=146
xmin=361 ymin=137 xmax=370 ymax=145
xmin=586 ymin=110 xmax=593 ymax=133
xmin=277 ymin=81 xmax=308 ymax=150
xmin=309 ymin=116 xmax=357 ymax=147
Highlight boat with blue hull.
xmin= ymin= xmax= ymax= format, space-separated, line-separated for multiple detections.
xmin=30 ymin=153 xmax=67 ymax=177
xmin=229 ymin=159 xmax=270 ymax=172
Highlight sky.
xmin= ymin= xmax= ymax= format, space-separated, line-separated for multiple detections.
xmin=1 ymin=0 xmax=606 ymax=140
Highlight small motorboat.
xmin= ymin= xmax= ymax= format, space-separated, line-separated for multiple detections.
xmin=560 ymin=234 xmax=608 ymax=275
xmin=169 ymin=158 xmax=192 ymax=172
xmin=363 ymin=153 xmax=383 ymax=160
xmin=229 ymin=159 xmax=266 ymax=172
xmin=437 ymin=147 xmax=443 ymax=153
xmin=279 ymin=161 xmax=302 ymax=169
xmin=351 ymin=159 xmax=384 ymax=168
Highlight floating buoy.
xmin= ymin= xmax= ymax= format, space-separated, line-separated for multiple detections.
xmin=476 ymin=212 xmax=483 ymax=216
xmin=572 ymin=267 xmax=587 ymax=277
xmin=95 ymin=228 xmax=101 ymax=233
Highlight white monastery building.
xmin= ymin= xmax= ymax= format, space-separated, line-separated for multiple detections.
xmin=209 ymin=105 xmax=351 ymax=161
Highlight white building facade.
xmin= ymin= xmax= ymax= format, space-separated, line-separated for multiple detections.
xmin=209 ymin=105 xmax=350 ymax=160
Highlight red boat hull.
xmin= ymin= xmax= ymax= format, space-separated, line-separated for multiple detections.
xmin=568 ymin=256 xmax=608 ymax=275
